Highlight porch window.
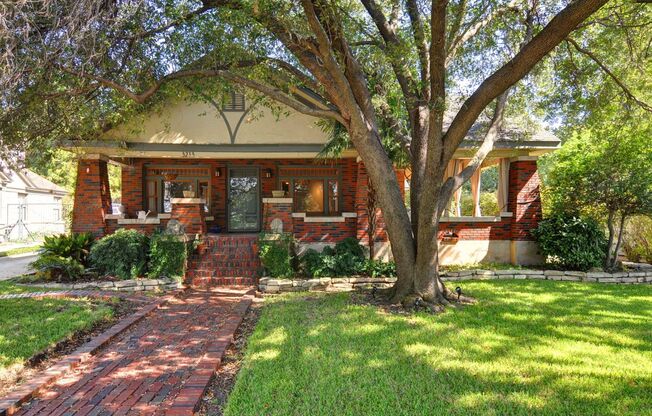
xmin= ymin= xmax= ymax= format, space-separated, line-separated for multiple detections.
xmin=279 ymin=166 xmax=341 ymax=216
xmin=144 ymin=165 xmax=211 ymax=214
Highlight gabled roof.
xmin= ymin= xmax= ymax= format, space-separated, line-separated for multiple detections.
xmin=17 ymin=169 xmax=68 ymax=194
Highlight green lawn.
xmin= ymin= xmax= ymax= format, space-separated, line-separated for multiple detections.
xmin=0 ymin=282 xmax=114 ymax=384
xmin=225 ymin=280 xmax=652 ymax=416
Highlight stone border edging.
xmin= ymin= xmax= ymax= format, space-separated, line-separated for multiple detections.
xmin=165 ymin=289 xmax=255 ymax=416
xmin=258 ymin=269 xmax=652 ymax=293
xmin=17 ymin=278 xmax=181 ymax=293
xmin=0 ymin=292 xmax=179 ymax=416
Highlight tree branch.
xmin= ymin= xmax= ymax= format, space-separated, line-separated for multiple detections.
xmin=58 ymin=66 xmax=344 ymax=123
xmin=440 ymin=92 xmax=508 ymax=214
xmin=442 ymin=0 xmax=609 ymax=164
xmin=446 ymin=0 xmax=520 ymax=67
xmin=566 ymin=38 xmax=652 ymax=112
xmin=406 ymin=0 xmax=430 ymax=96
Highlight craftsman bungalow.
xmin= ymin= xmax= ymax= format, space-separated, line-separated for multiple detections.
xmin=68 ymin=89 xmax=559 ymax=286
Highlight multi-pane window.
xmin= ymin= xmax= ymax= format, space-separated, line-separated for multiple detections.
xmin=144 ymin=166 xmax=211 ymax=214
xmin=279 ymin=167 xmax=341 ymax=216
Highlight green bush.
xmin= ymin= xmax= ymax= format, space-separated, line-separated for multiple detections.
xmin=148 ymin=232 xmax=187 ymax=279
xmin=623 ymin=216 xmax=652 ymax=263
xmin=30 ymin=254 xmax=85 ymax=281
xmin=364 ymin=260 xmax=397 ymax=277
xmin=40 ymin=232 xmax=94 ymax=266
xmin=259 ymin=233 xmax=295 ymax=278
xmin=89 ymin=229 xmax=149 ymax=279
xmin=532 ymin=215 xmax=607 ymax=271
xmin=300 ymin=238 xmax=366 ymax=277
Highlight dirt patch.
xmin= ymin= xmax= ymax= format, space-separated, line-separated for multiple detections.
xmin=0 ymin=297 xmax=141 ymax=397
xmin=197 ymin=301 xmax=262 ymax=416
xmin=350 ymin=288 xmax=472 ymax=314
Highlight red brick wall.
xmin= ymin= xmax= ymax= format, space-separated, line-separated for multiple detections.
xmin=509 ymin=160 xmax=542 ymax=241
xmin=116 ymin=157 xmax=358 ymax=233
xmin=121 ymin=160 xmax=144 ymax=218
xmin=71 ymin=158 xmax=112 ymax=237
xmin=293 ymin=218 xmax=357 ymax=243
xmin=171 ymin=202 xmax=206 ymax=235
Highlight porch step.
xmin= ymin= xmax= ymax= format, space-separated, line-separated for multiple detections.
xmin=186 ymin=234 xmax=260 ymax=287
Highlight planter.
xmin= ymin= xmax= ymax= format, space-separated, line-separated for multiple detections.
xmin=183 ymin=190 xmax=196 ymax=198
xmin=272 ymin=190 xmax=286 ymax=197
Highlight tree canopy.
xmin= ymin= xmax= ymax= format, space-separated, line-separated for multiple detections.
xmin=545 ymin=116 xmax=652 ymax=269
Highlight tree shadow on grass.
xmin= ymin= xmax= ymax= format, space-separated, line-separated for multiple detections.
xmin=225 ymin=281 xmax=652 ymax=416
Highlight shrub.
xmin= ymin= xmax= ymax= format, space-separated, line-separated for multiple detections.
xmin=148 ymin=232 xmax=187 ymax=279
xmin=623 ymin=216 xmax=652 ymax=263
xmin=364 ymin=260 xmax=397 ymax=277
xmin=29 ymin=232 xmax=94 ymax=281
xmin=300 ymin=238 xmax=366 ymax=277
xmin=259 ymin=233 xmax=295 ymax=278
xmin=30 ymin=255 xmax=85 ymax=281
xmin=532 ymin=215 xmax=607 ymax=271
xmin=40 ymin=232 xmax=94 ymax=266
xmin=89 ymin=229 xmax=149 ymax=279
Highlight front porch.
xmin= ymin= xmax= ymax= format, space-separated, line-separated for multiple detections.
xmin=71 ymin=154 xmax=545 ymax=272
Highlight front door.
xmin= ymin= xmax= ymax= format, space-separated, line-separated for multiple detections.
xmin=227 ymin=167 xmax=260 ymax=232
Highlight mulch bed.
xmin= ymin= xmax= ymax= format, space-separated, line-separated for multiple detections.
xmin=0 ymin=297 xmax=141 ymax=398
xmin=197 ymin=300 xmax=262 ymax=416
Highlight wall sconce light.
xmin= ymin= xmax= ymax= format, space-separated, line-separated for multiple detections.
xmin=265 ymin=168 xmax=273 ymax=179
xmin=215 ymin=167 xmax=222 ymax=177
xmin=85 ymin=166 xmax=90 ymax=174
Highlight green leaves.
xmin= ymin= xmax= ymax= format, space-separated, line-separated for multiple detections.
xmin=532 ymin=214 xmax=607 ymax=271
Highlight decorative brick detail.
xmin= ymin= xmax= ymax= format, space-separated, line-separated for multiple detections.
xmin=509 ymin=160 xmax=542 ymax=241
xmin=71 ymin=158 xmax=112 ymax=237
xmin=171 ymin=202 xmax=206 ymax=235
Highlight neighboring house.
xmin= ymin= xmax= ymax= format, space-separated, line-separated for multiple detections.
xmin=66 ymin=89 xmax=559 ymax=286
xmin=0 ymin=167 xmax=69 ymax=241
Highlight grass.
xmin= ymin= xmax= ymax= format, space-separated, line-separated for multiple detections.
xmin=225 ymin=280 xmax=652 ymax=416
xmin=0 ymin=280 xmax=53 ymax=295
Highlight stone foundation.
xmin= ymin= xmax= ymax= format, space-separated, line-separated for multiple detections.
xmin=258 ymin=269 xmax=652 ymax=293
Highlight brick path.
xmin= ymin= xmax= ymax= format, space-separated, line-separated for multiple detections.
xmin=12 ymin=289 xmax=253 ymax=416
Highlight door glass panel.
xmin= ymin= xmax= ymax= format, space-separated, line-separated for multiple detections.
xmin=228 ymin=168 xmax=260 ymax=231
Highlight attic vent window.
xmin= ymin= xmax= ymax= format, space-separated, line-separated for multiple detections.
xmin=224 ymin=91 xmax=245 ymax=111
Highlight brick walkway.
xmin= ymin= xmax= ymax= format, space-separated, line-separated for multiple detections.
xmin=12 ymin=289 xmax=253 ymax=416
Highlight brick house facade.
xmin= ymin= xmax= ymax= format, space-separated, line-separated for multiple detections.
xmin=67 ymin=89 xmax=558 ymax=284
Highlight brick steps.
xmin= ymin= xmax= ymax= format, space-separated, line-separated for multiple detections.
xmin=186 ymin=234 xmax=260 ymax=287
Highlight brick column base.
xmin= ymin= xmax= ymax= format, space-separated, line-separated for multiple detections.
xmin=171 ymin=199 xmax=206 ymax=235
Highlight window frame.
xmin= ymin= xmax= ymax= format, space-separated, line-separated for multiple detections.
xmin=144 ymin=164 xmax=211 ymax=214
xmin=222 ymin=91 xmax=246 ymax=112
xmin=278 ymin=165 xmax=342 ymax=216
